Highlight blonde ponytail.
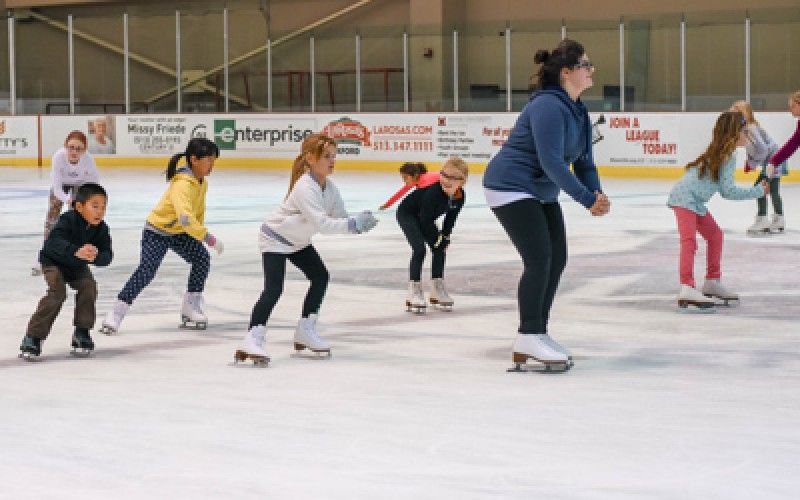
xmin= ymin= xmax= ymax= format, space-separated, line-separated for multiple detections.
xmin=286 ymin=154 xmax=308 ymax=199
xmin=285 ymin=133 xmax=337 ymax=198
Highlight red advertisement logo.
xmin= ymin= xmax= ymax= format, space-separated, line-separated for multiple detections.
xmin=323 ymin=117 xmax=371 ymax=147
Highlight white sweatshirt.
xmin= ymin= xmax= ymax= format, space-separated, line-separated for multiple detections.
xmin=259 ymin=173 xmax=350 ymax=253
xmin=50 ymin=147 xmax=100 ymax=203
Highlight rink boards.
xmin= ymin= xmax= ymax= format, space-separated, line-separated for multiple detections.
xmin=1 ymin=111 xmax=798 ymax=181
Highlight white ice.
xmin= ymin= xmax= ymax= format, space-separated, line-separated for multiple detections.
xmin=0 ymin=167 xmax=798 ymax=499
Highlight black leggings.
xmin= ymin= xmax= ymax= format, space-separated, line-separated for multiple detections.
xmin=491 ymin=198 xmax=567 ymax=334
xmin=396 ymin=211 xmax=446 ymax=281
xmin=249 ymin=245 xmax=329 ymax=328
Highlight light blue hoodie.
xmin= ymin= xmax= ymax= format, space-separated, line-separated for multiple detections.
xmin=667 ymin=155 xmax=763 ymax=216
xmin=483 ymin=85 xmax=601 ymax=209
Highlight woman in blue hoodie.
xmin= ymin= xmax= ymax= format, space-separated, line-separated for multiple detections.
xmin=483 ymin=39 xmax=610 ymax=371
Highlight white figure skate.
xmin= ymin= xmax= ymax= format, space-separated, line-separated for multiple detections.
xmin=405 ymin=281 xmax=427 ymax=314
xmin=769 ymin=214 xmax=785 ymax=233
xmin=429 ymin=278 xmax=454 ymax=311
xmin=677 ymin=284 xmax=715 ymax=311
xmin=180 ymin=292 xmax=208 ymax=330
xmin=508 ymin=333 xmax=571 ymax=373
xmin=234 ymin=325 xmax=270 ymax=367
xmin=541 ymin=333 xmax=573 ymax=364
xmin=293 ymin=314 xmax=331 ymax=357
xmin=702 ymin=279 xmax=739 ymax=307
xmin=100 ymin=300 xmax=130 ymax=335
xmin=746 ymin=215 xmax=771 ymax=236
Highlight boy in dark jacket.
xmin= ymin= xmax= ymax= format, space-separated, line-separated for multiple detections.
xmin=20 ymin=183 xmax=112 ymax=359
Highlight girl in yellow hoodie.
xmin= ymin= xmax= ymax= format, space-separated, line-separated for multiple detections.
xmin=101 ymin=138 xmax=223 ymax=334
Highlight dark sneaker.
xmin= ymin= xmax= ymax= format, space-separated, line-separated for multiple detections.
xmin=20 ymin=335 xmax=42 ymax=357
xmin=71 ymin=328 xmax=94 ymax=350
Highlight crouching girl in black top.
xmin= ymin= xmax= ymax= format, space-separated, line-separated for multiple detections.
xmin=396 ymin=157 xmax=467 ymax=312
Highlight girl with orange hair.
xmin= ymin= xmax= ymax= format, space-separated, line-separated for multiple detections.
xmin=235 ymin=133 xmax=378 ymax=365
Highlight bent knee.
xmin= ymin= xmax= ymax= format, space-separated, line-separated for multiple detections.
xmin=48 ymin=288 xmax=68 ymax=303
xmin=316 ymin=268 xmax=330 ymax=285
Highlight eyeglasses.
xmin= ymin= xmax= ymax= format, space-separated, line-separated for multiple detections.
xmin=573 ymin=61 xmax=594 ymax=70
xmin=440 ymin=171 xmax=465 ymax=182
xmin=67 ymin=145 xmax=85 ymax=152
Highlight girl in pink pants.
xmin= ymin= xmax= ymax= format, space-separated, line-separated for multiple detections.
xmin=667 ymin=111 xmax=767 ymax=308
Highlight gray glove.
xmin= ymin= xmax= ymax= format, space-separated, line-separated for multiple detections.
xmin=349 ymin=210 xmax=379 ymax=234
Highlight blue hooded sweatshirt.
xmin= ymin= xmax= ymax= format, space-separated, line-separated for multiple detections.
xmin=483 ymin=85 xmax=602 ymax=209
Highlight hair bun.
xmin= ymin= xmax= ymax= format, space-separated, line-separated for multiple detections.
xmin=534 ymin=49 xmax=550 ymax=64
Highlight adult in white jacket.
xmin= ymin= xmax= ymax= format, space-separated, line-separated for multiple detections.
xmin=235 ymin=133 xmax=378 ymax=365
xmin=33 ymin=131 xmax=101 ymax=276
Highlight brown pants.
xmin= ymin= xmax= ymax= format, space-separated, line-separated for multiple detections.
xmin=26 ymin=266 xmax=97 ymax=340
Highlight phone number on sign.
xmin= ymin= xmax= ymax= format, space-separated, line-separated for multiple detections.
xmin=371 ymin=140 xmax=433 ymax=152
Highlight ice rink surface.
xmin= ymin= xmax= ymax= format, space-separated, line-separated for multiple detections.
xmin=1 ymin=166 xmax=798 ymax=499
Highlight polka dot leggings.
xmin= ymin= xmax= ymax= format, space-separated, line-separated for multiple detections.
xmin=118 ymin=230 xmax=210 ymax=305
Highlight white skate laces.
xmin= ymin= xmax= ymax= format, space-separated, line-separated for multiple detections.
xmin=251 ymin=326 xmax=266 ymax=347
xmin=430 ymin=278 xmax=453 ymax=307
xmin=100 ymin=299 xmax=130 ymax=335
xmin=181 ymin=292 xmax=208 ymax=329
xmin=409 ymin=282 xmax=426 ymax=305
xmin=541 ymin=334 xmax=572 ymax=360
xmin=677 ymin=284 xmax=715 ymax=310
xmin=294 ymin=314 xmax=331 ymax=353
xmin=304 ymin=316 xmax=325 ymax=345
xmin=769 ymin=214 xmax=785 ymax=232
xmin=241 ymin=325 xmax=268 ymax=355
xmin=701 ymin=279 xmax=739 ymax=301
xmin=406 ymin=281 xmax=427 ymax=313
xmin=191 ymin=293 xmax=206 ymax=317
xmin=509 ymin=333 xmax=571 ymax=372
xmin=413 ymin=282 xmax=425 ymax=303
xmin=182 ymin=292 xmax=207 ymax=320
xmin=747 ymin=216 xmax=771 ymax=235
xmin=234 ymin=325 xmax=270 ymax=366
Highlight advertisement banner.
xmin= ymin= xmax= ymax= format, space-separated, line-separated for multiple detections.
xmin=593 ymin=113 xmax=684 ymax=167
xmin=322 ymin=115 xmax=434 ymax=162
xmin=41 ymin=115 xmax=118 ymax=159
xmin=433 ymin=114 xmax=515 ymax=162
xmin=29 ymin=111 xmax=800 ymax=175
xmin=214 ymin=117 xmax=317 ymax=153
xmin=117 ymin=115 xmax=198 ymax=156
xmin=0 ymin=116 xmax=38 ymax=162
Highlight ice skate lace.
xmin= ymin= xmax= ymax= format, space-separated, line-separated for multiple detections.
xmin=113 ymin=301 xmax=127 ymax=317
xmin=253 ymin=329 xmax=266 ymax=347
xmin=189 ymin=294 xmax=205 ymax=314
xmin=542 ymin=334 xmax=569 ymax=356
xmin=435 ymin=280 xmax=448 ymax=297
xmin=306 ymin=317 xmax=322 ymax=342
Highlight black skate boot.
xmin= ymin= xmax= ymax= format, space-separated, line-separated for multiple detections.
xmin=71 ymin=327 xmax=94 ymax=357
xmin=19 ymin=335 xmax=42 ymax=361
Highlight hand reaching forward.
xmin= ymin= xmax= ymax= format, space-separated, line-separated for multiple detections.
xmin=589 ymin=191 xmax=610 ymax=216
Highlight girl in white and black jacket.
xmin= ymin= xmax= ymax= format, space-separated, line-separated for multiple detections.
xmin=235 ymin=133 xmax=378 ymax=364
xmin=33 ymin=131 xmax=101 ymax=276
